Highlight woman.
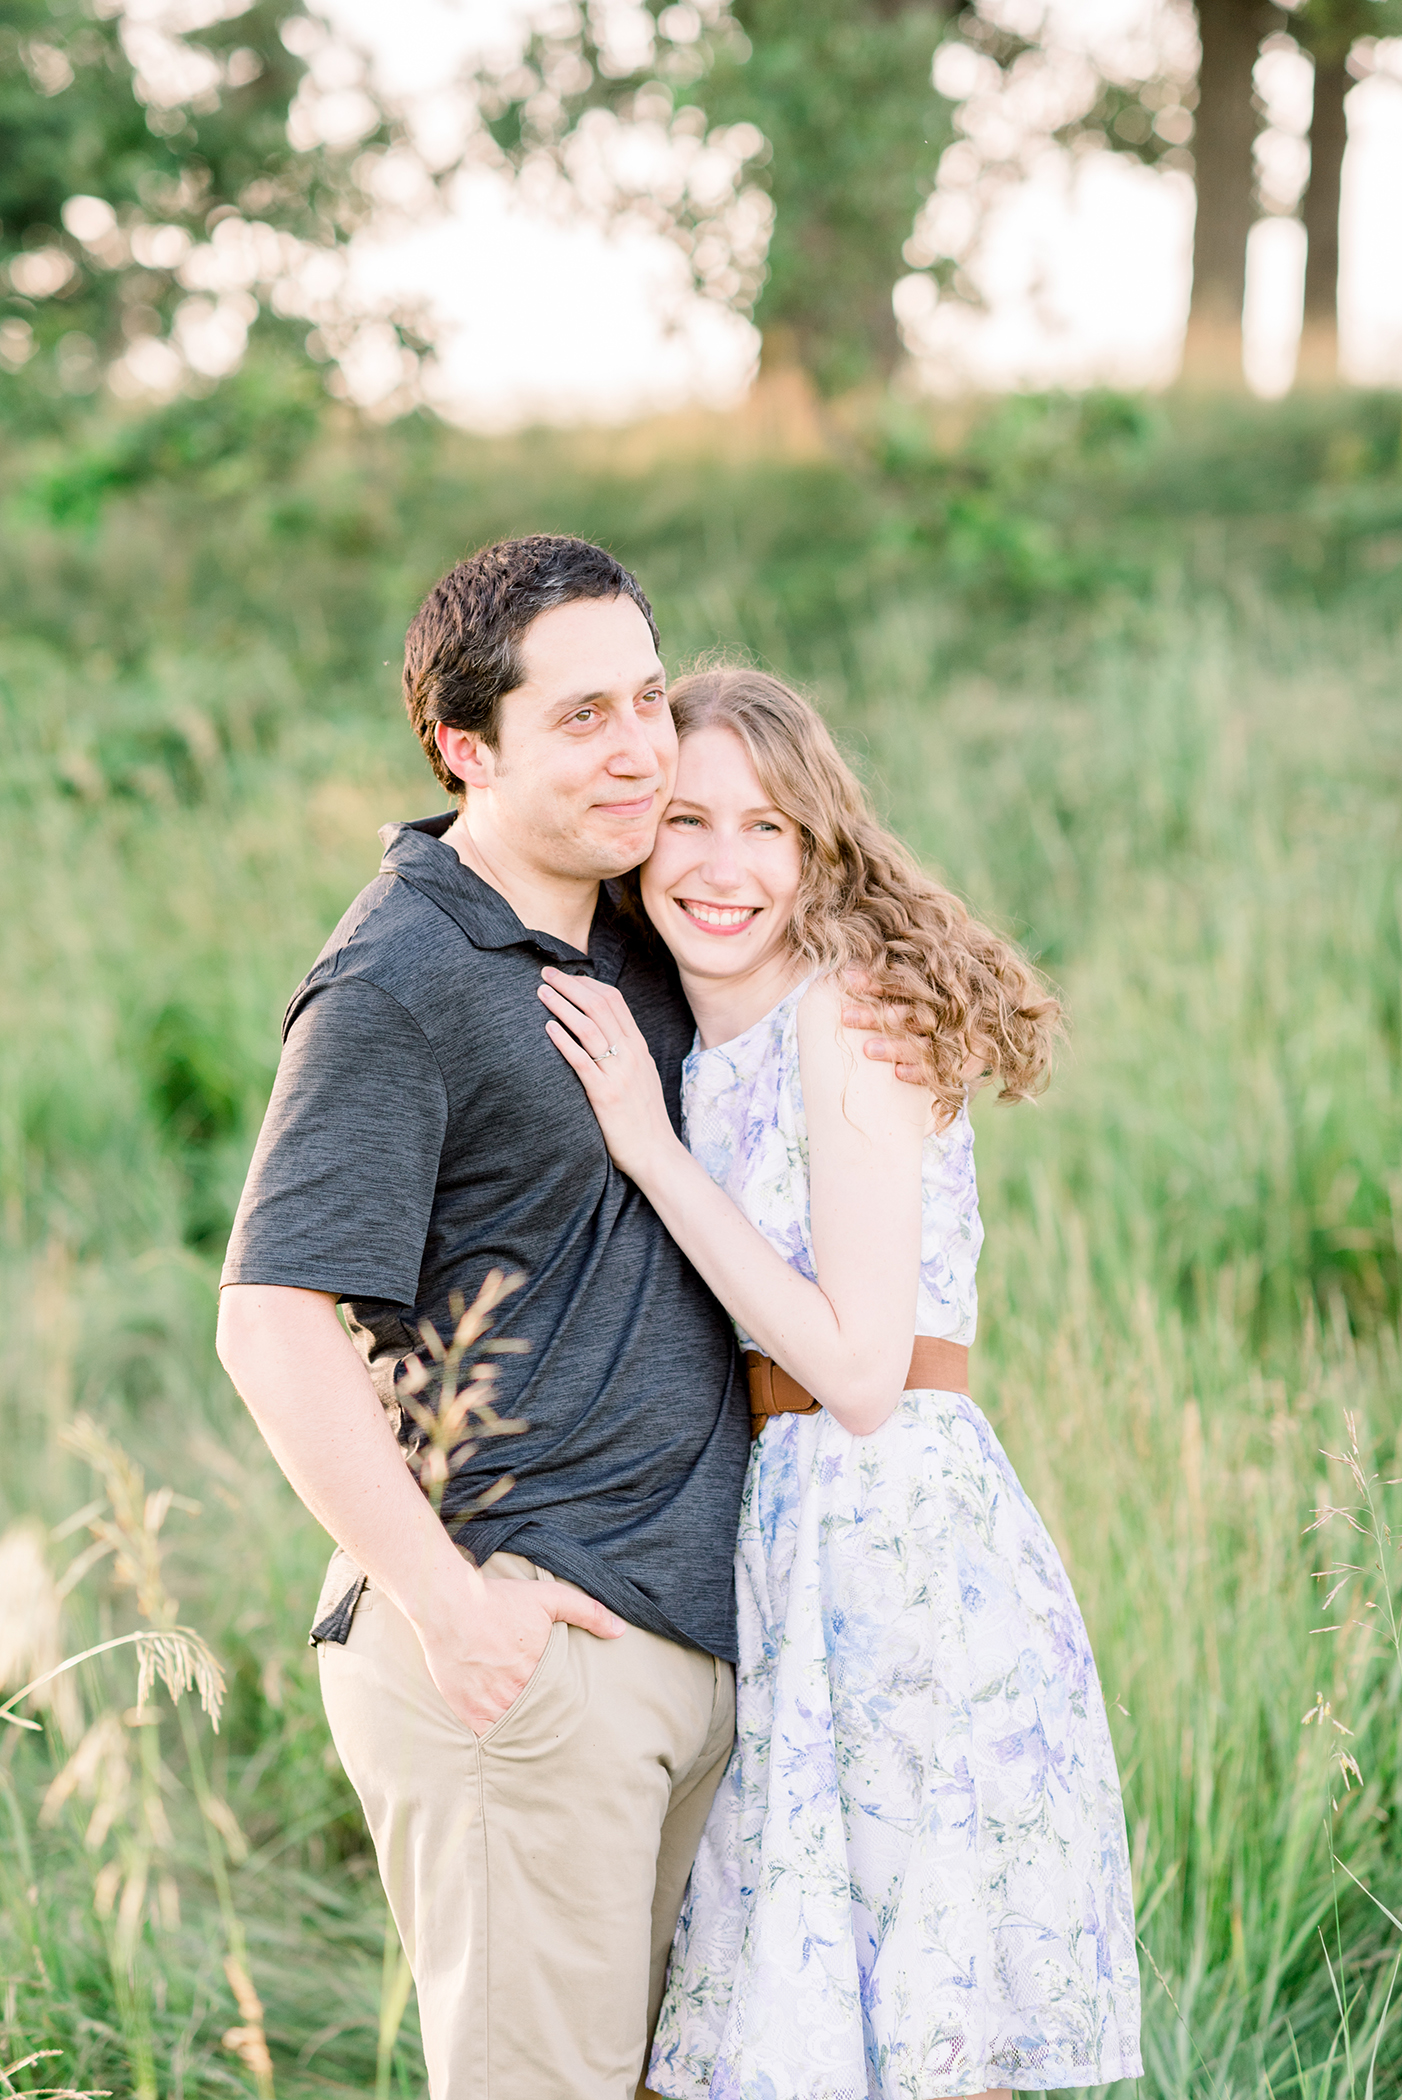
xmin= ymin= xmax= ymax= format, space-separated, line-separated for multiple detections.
xmin=537 ymin=667 xmax=1141 ymax=2100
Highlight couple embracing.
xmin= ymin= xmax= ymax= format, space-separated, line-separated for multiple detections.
xmin=217 ymin=536 xmax=1142 ymax=2100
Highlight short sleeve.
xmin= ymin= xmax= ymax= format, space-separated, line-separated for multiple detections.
xmin=221 ymin=977 xmax=448 ymax=1303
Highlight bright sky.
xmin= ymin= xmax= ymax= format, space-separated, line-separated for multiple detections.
xmin=318 ymin=0 xmax=1402 ymax=427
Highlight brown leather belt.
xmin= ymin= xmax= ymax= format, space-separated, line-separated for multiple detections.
xmin=744 ymin=1337 xmax=970 ymax=1439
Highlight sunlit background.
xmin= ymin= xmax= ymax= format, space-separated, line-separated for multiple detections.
xmin=315 ymin=0 xmax=1402 ymax=422
xmin=4 ymin=5 xmax=1402 ymax=2097
xmin=18 ymin=0 xmax=1401 ymax=426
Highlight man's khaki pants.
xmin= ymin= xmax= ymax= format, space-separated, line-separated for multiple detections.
xmin=316 ymin=1550 xmax=735 ymax=2099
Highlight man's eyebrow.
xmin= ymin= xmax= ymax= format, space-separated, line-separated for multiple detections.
xmin=548 ymin=663 xmax=667 ymax=711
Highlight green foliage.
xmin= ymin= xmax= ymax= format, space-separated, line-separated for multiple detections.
xmin=0 ymin=0 xmax=387 ymax=392
xmin=1291 ymin=0 xmax=1402 ymax=68
xmin=0 ymin=387 xmax=1401 ymax=2093
xmin=3 ymin=0 xmax=316 ymax=243
xmin=468 ymin=0 xmax=959 ymax=392
xmin=14 ymin=347 xmax=326 ymax=524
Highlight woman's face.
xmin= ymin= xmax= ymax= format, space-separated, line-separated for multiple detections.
xmin=640 ymin=725 xmax=804 ymax=984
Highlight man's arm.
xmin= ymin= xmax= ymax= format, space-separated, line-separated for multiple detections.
xmin=217 ymin=1283 xmax=623 ymax=1733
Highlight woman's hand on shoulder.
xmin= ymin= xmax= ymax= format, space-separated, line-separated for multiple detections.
xmin=537 ymin=967 xmax=679 ymax=1185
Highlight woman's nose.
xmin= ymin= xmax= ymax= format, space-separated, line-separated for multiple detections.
xmin=698 ymin=842 xmax=743 ymax=890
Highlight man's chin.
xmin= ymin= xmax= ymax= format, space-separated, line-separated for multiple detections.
xmin=574 ymin=823 xmax=659 ymax=881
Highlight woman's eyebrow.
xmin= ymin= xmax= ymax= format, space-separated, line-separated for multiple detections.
xmin=666 ymin=798 xmax=784 ymax=820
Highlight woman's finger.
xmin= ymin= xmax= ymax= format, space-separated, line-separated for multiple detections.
xmin=610 ymin=987 xmax=649 ymax=1048
xmin=538 ymin=975 xmax=639 ymax=1066
xmin=536 ymin=979 xmax=594 ymax=1031
xmin=542 ymin=967 xmax=636 ymax=1039
xmin=544 ymin=1016 xmax=610 ymax=1093
xmin=537 ymin=982 xmax=617 ymax=1061
xmin=540 ymin=965 xmax=613 ymax=1011
xmin=537 ymin=973 xmax=613 ymax=1045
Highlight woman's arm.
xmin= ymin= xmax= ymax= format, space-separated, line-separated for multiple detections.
xmin=538 ymin=970 xmax=928 ymax=1435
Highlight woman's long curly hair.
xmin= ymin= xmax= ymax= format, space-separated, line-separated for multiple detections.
xmin=663 ymin=665 xmax=1062 ymax=1116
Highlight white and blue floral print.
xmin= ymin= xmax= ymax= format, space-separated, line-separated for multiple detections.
xmin=649 ymin=981 xmax=1142 ymax=2099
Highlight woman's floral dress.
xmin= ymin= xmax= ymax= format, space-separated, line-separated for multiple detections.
xmin=648 ymin=981 xmax=1142 ymax=2100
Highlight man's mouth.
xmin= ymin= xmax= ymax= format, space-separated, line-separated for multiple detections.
xmin=594 ymin=791 xmax=659 ymax=819
xmin=677 ymin=899 xmax=761 ymax=934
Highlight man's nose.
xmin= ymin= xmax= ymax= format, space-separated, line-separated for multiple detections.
xmin=605 ymin=708 xmax=663 ymax=778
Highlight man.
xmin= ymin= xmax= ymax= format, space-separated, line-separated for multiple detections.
xmin=218 ymin=535 xmax=914 ymax=2096
xmin=217 ymin=537 xmax=747 ymax=2099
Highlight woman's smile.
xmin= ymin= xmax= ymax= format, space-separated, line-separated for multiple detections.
xmin=639 ymin=724 xmax=806 ymax=1043
xmin=675 ymin=898 xmax=763 ymax=934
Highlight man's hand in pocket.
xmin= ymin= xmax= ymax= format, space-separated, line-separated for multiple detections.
xmin=415 ymin=1570 xmax=625 ymax=1735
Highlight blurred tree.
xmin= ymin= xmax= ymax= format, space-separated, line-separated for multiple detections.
xmin=464 ymin=0 xmax=963 ymax=397
xmin=907 ymin=3 xmax=1255 ymax=384
xmin=961 ymin=1 xmax=1279 ymax=385
xmin=943 ymin=0 xmax=1402 ymax=390
xmin=0 ymin=0 xmax=389 ymax=400
xmin=1177 ymin=0 xmax=1276 ymax=384
xmin=1290 ymin=1 xmax=1402 ymax=385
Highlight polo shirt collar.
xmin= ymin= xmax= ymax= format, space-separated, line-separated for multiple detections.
xmin=379 ymin=815 xmax=629 ymax=982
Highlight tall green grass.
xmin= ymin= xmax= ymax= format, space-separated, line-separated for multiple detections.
xmin=0 ymin=384 xmax=1399 ymax=2097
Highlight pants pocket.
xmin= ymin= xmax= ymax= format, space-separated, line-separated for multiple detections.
xmin=309 ymin=1545 xmax=367 ymax=1647
xmin=478 ymin=1617 xmax=570 ymax=1745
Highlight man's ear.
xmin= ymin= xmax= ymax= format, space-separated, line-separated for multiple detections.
xmin=436 ymin=722 xmax=494 ymax=790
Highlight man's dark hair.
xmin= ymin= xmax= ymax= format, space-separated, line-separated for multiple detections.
xmin=402 ymin=535 xmax=660 ymax=796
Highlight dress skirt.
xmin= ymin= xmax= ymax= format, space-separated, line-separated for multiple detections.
xmin=648 ymin=1387 xmax=1143 ymax=2100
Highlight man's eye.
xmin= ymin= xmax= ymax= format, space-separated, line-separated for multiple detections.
xmin=570 ymin=708 xmax=597 ymax=724
xmin=640 ymin=688 xmax=666 ymax=707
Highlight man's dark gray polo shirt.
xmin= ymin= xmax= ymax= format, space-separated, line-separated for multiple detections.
xmin=221 ymin=814 xmax=750 ymax=1661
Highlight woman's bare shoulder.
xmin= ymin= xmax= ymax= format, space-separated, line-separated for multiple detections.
xmin=794 ymin=967 xmax=845 ymax=1030
xmin=797 ymin=971 xmax=931 ymax=1129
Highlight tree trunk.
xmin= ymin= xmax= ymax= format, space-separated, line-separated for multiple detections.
xmin=1181 ymin=0 xmax=1271 ymax=387
xmin=1296 ymin=55 xmax=1349 ymax=387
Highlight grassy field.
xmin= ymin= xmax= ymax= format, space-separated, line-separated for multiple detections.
xmin=1 ymin=375 xmax=1400 ymax=2098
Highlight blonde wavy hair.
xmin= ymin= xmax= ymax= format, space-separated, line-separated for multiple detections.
xmin=663 ymin=665 xmax=1062 ymax=1115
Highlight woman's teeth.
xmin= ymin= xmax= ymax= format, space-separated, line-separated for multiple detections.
xmin=680 ymin=900 xmax=759 ymax=929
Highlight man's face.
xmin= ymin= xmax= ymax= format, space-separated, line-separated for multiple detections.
xmin=442 ymin=595 xmax=677 ymax=881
